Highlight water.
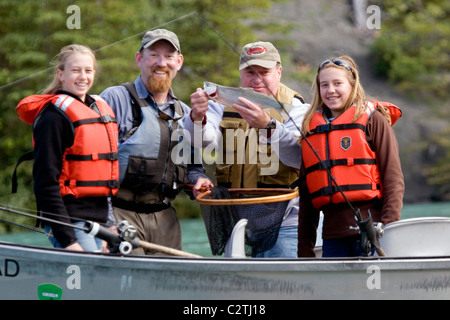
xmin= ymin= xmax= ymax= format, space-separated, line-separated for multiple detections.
xmin=0 ymin=202 xmax=449 ymax=257
xmin=399 ymin=201 xmax=450 ymax=219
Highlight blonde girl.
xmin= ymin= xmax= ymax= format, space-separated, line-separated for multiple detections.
xmin=298 ymin=55 xmax=404 ymax=258
xmin=16 ymin=45 xmax=119 ymax=252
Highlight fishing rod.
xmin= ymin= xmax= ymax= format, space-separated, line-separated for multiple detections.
xmin=0 ymin=213 xmax=45 ymax=235
xmin=286 ymin=114 xmax=385 ymax=257
xmin=0 ymin=205 xmax=128 ymax=251
xmin=195 ymin=12 xmax=385 ymax=256
xmin=3 ymin=11 xmax=383 ymax=256
xmin=0 ymin=205 xmax=201 ymax=257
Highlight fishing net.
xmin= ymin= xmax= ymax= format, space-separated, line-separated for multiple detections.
xmin=197 ymin=186 xmax=298 ymax=256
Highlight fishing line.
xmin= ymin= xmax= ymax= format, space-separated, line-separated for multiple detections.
xmin=194 ymin=12 xmax=361 ymax=218
xmin=0 ymin=12 xmax=198 ymax=91
xmin=195 ymin=13 xmax=385 ymax=257
xmin=0 ymin=202 xmax=101 ymax=227
xmin=1 ymin=12 xmax=201 ymax=235
xmin=0 ymin=204 xmax=140 ymax=255
xmin=92 ymin=11 xmax=198 ymax=52
xmin=0 ymin=205 xmax=88 ymax=232
xmin=2 ymin=11 xmax=359 ymax=221
xmin=2 ymin=11 xmax=377 ymax=252
xmin=0 ymin=214 xmax=46 ymax=235
xmin=194 ymin=13 xmax=242 ymax=57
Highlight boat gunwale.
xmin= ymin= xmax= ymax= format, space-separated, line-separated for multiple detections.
xmin=384 ymin=216 xmax=450 ymax=229
xmin=2 ymin=240 xmax=450 ymax=273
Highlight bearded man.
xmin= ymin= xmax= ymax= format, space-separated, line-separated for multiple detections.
xmin=101 ymin=29 xmax=212 ymax=255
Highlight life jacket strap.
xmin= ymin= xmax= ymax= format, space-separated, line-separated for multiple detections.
xmin=65 ymin=152 xmax=119 ymax=161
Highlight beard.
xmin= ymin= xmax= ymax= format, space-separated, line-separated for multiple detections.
xmin=147 ymin=67 xmax=172 ymax=93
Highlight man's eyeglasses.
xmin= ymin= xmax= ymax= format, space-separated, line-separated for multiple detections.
xmin=318 ymin=59 xmax=355 ymax=77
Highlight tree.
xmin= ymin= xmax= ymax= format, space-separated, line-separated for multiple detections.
xmin=371 ymin=0 xmax=450 ymax=100
xmin=0 ymin=0 xmax=284 ymax=230
xmin=370 ymin=0 xmax=450 ymax=200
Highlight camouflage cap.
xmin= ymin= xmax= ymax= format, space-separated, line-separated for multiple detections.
xmin=140 ymin=29 xmax=181 ymax=53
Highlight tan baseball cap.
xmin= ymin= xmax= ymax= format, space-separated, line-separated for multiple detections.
xmin=140 ymin=29 xmax=181 ymax=53
xmin=239 ymin=41 xmax=281 ymax=70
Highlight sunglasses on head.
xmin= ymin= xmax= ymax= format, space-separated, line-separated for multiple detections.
xmin=318 ymin=59 xmax=355 ymax=76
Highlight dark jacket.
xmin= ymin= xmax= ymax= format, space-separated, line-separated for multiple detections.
xmin=32 ymin=91 xmax=110 ymax=248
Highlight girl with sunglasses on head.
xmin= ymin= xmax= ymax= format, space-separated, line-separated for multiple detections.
xmin=297 ymin=55 xmax=404 ymax=257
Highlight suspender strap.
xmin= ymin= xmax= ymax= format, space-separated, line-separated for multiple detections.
xmin=11 ymin=150 xmax=34 ymax=194
xmin=122 ymin=82 xmax=144 ymax=127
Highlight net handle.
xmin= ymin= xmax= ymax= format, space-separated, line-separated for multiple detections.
xmin=196 ymin=188 xmax=298 ymax=205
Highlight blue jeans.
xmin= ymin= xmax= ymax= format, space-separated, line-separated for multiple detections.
xmin=322 ymin=235 xmax=373 ymax=257
xmin=253 ymin=226 xmax=298 ymax=258
xmin=45 ymin=221 xmax=103 ymax=252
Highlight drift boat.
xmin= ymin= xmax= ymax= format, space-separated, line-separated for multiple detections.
xmin=1 ymin=217 xmax=450 ymax=300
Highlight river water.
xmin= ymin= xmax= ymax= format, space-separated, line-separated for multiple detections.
xmin=0 ymin=201 xmax=449 ymax=257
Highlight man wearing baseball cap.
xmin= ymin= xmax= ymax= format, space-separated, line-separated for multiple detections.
xmin=185 ymin=41 xmax=310 ymax=258
xmin=100 ymin=29 xmax=212 ymax=255
xmin=139 ymin=28 xmax=181 ymax=53
xmin=239 ymin=41 xmax=280 ymax=69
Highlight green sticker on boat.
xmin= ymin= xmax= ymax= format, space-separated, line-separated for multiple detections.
xmin=37 ymin=283 xmax=62 ymax=300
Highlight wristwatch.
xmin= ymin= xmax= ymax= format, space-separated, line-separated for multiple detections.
xmin=265 ymin=117 xmax=277 ymax=130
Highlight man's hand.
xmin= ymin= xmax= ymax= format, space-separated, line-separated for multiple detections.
xmin=190 ymin=88 xmax=209 ymax=122
xmin=192 ymin=177 xmax=214 ymax=198
xmin=65 ymin=242 xmax=84 ymax=251
xmin=232 ymin=97 xmax=271 ymax=129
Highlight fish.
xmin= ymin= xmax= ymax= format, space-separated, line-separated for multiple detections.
xmin=203 ymin=81 xmax=293 ymax=121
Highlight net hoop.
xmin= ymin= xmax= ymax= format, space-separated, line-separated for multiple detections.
xmin=196 ymin=188 xmax=298 ymax=206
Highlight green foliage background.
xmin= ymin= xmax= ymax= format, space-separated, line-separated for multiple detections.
xmin=0 ymin=0 xmax=289 ymax=231
xmin=370 ymin=0 xmax=449 ymax=198
xmin=0 ymin=0 xmax=448 ymax=232
xmin=371 ymin=0 xmax=449 ymax=100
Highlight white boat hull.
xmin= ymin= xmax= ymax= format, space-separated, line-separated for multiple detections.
xmin=2 ymin=217 xmax=450 ymax=300
xmin=2 ymin=241 xmax=450 ymax=300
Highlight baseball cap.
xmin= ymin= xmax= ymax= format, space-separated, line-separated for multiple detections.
xmin=239 ymin=41 xmax=281 ymax=70
xmin=139 ymin=29 xmax=181 ymax=53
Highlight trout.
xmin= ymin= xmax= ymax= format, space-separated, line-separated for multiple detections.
xmin=203 ymin=82 xmax=293 ymax=121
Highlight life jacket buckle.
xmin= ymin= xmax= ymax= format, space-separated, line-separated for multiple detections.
xmin=108 ymin=152 xmax=119 ymax=161
xmin=316 ymin=124 xmax=331 ymax=133
xmin=100 ymin=115 xmax=111 ymax=123
xmin=68 ymin=180 xmax=77 ymax=187
xmin=109 ymin=180 xmax=120 ymax=188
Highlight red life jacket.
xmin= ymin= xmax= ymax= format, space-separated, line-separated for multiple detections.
xmin=16 ymin=94 xmax=119 ymax=198
xmin=301 ymin=101 xmax=401 ymax=209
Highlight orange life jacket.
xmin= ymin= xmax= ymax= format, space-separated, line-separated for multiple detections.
xmin=16 ymin=94 xmax=119 ymax=198
xmin=302 ymin=101 xmax=401 ymax=209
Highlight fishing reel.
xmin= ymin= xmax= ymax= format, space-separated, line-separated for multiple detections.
xmin=84 ymin=220 xmax=139 ymax=255
xmin=349 ymin=210 xmax=384 ymax=256
xmin=116 ymin=220 xmax=139 ymax=255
